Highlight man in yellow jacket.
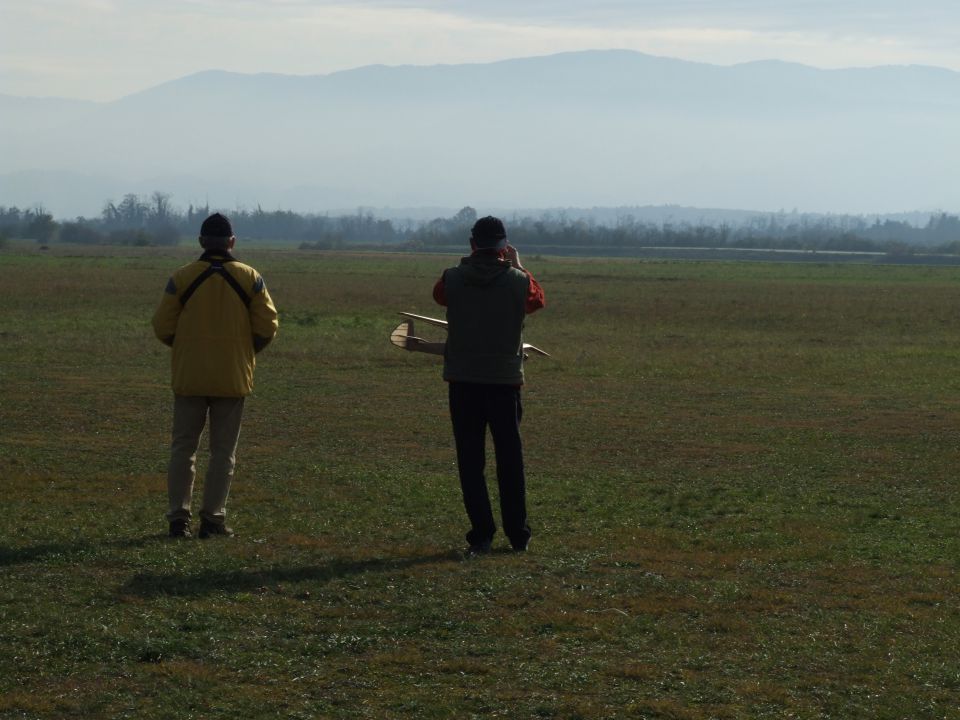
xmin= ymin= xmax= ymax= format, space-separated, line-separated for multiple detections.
xmin=152 ymin=213 xmax=278 ymax=539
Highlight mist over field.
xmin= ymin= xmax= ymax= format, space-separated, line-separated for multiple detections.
xmin=2 ymin=50 xmax=959 ymax=219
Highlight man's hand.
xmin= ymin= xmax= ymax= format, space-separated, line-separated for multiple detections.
xmin=504 ymin=244 xmax=524 ymax=270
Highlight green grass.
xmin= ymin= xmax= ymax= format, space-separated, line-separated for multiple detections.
xmin=1 ymin=245 xmax=958 ymax=719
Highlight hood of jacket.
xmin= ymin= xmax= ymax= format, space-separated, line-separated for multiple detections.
xmin=457 ymin=252 xmax=515 ymax=287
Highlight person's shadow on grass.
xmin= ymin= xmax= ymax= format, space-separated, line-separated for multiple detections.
xmin=0 ymin=536 xmax=156 ymax=566
xmin=121 ymin=549 xmax=469 ymax=598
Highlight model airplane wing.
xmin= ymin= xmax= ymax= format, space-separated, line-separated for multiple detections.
xmin=522 ymin=344 xmax=550 ymax=357
xmin=399 ymin=312 xmax=447 ymax=329
xmin=392 ymin=312 xmax=550 ymax=358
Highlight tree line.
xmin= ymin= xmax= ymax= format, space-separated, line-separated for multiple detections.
xmin=2 ymin=193 xmax=960 ymax=255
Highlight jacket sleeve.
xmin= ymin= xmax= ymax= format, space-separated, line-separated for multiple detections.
xmin=152 ymin=277 xmax=181 ymax=346
xmin=250 ymin=275 xmax=279 ymax=352
xmin=524 ymin=270 xmax=545 ymax=314
xmin=433 ymin=273 xmax=447 ymax=306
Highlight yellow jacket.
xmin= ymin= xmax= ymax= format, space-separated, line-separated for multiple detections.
xmin=152 ymin=250 xmax=278 ymax=397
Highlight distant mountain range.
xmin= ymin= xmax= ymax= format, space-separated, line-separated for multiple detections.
xmin=2 ymin=50 xmax=959 ymax=219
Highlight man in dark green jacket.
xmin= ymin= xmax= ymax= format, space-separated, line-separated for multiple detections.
xmin=432 ymin=216 xmax=546 ymax=553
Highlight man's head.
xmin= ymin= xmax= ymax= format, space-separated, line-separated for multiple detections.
xmin=470 ymin=216 xmax=507 ymax=251
xmin=199 ymin=213 xmax=235 ymax=251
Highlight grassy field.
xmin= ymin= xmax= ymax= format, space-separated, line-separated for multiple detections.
xmin=0 ymin=244 xmax=958 ymax=719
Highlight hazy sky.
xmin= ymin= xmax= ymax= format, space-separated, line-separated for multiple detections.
xmin=3 ymin=0 xmax=960 ymax=101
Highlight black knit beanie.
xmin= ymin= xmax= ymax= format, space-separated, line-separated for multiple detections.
xmin=200 ymin=213 xmax=233 ymax=239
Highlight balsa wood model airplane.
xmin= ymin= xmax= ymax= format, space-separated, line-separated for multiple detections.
xmin=390 ymin=312 xmax=550 ymax=358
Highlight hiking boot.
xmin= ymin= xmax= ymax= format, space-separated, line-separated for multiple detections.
xmin=199 ymin=521 xmax=235 ymax=539
xmin=511 ymin=539 xmax=530 ymax=552
xmin=466 ymin=540 xmax=492 ymax=555
xmin=169 ymin=520 xmax=191 ymax=539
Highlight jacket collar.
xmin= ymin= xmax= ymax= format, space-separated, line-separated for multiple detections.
xmin=199 ymin=249 xmax=236 ymax=262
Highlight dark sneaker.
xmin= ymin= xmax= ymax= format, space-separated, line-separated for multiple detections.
xmin=169 ymin=520 xmax=191 ymax=539
xmin=199 ymin=521 xmax=235 ymax=539
xmin=466 ymin=540 xmax=492 ymax=555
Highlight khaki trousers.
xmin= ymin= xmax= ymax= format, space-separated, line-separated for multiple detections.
xmin=166 ymin=395 xmax=245 ymax=525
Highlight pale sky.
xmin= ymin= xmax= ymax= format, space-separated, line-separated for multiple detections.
xmin=3 ymin=0 xmax=960 ymax=102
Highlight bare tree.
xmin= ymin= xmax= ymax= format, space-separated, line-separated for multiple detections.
xmin=152 ymin=191 xmax=172 ymax=221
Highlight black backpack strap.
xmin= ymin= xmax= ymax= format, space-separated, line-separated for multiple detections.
xmin=179 ymin=262 xmax=251 ymax=308
xmin=179 ymin=265 xmax=217 ymax=307
xmin=216 ymin=264 xmax=251 ymax=307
